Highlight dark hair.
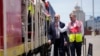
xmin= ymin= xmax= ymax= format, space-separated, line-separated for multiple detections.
xmin=42 ymin=0 xmax=45 ymax=2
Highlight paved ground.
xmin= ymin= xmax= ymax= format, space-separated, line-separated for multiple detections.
xmin=68 ymin=35 xmax=100 ymax=56
xmin=84 ymin=35 xmax=100 ymax=56
xmin=35 ymin=35 xmax=100 ymax=56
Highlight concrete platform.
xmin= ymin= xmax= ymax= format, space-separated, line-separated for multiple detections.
xmin=84 ymin=35 xmax=100 ymax=56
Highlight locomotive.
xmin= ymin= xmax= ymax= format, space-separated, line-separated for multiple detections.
xmin=0 ymin=0 xmax=55 ymax=56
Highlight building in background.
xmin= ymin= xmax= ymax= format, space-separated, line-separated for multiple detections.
xmin=72 ymin=5 xmax=85 ymax=25
xmin=85 ymin=16 xmax=100 ymax=35
xmin=94 ymin=16 xmax=100 ymax=30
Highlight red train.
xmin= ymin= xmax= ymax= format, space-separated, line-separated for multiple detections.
xmin=0 ymin=0 xmax=55 ymax=56
xmin=0 ymin=0 xmax=23 ymax=56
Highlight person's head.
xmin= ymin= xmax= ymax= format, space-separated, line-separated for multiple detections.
xmin=54 ymin=14 xmax=60 ymax=23
xmin=42 ymin=0 xmax=45 ymax=3
xmin=69 ymin=13 xmax=76 ymax=22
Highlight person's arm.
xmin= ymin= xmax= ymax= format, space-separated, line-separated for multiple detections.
xmin=60 ymin=23 xmax=69 ymax=46
xmin=47 ymin=23 xmax=52 ymax=44
xmin=63 ymin=31 xmax=69 ymax=46
xmin=48 ymin=23 xmax=52 ymax=40
xmin=40 ymin=1 xmax=49 ymax=16
xmin=59 ymin=24 xmax=67 ymax=32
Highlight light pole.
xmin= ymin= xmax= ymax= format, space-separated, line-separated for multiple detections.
xmin=92 ymin=0 xmax=94 ymax=19
xmin=92 ymin=0 xmax=95 ymax=36
xmin=81 ymin=0 xmax=83 ymax=9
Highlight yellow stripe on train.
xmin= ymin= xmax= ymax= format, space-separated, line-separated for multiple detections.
xmin=0 ymin=44 xmax=25 ymax=56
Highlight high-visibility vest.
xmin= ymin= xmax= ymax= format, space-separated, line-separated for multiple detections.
xmin=28 ymin=3 xmax=34 ymax=14
xmin=68 ymin=20 xmax=83 ymax=42
xmin=69 ymin=33 xmax=82 ymax=42
xmin=46 ymin=16 xmax=49 ymax=21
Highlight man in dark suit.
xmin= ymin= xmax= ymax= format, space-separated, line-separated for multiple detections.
xmin=48 ymin=14 xmax=68 ymax=56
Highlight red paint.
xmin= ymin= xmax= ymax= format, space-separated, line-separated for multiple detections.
xmin=0 ymin=0 xmax=22 ymax=49
xmin=6 ymin=0 xmax=22 ymax=48
xmin=0 ymin=0 xmax=4 ymax=49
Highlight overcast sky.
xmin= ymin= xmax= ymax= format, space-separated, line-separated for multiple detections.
xmin=47 ymin=0 xmax=100 ymax=24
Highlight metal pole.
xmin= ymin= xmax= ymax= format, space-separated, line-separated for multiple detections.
xmin=3 ymin=0 xmax=7 ymax=56
xmin=81 ymin=0 xmax=83 ymax=9
xmin=92 ymin=0 xmax=94 ymax=19
xmin=92 ymin=0 xmax=95 ymax=36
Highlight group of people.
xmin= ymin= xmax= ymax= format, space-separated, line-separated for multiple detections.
xmin=47 ymin=12 xmax=84 ymax=56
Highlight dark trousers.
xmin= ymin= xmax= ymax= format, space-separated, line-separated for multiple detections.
xmin=64 ymin=45 xmax=70 ymax=56
xmin=54 ymin=39 xmax=65 ymax=56
xmin=70 ymin=42 xmax=82 ymax=56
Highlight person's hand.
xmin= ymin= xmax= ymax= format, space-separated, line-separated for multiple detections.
xmin=47 ymin=14 xmax=51 ymax=17
xmin=64 ymin=41 xmax=67 ymax=46
xmin=48 ymin=40 xmax=51 ymax=45
xmin=46 ymin=13 xmax=51 ymax=17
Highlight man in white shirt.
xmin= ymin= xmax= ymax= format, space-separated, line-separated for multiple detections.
xmin=48 ymin=14 xmax=68 ymax=56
